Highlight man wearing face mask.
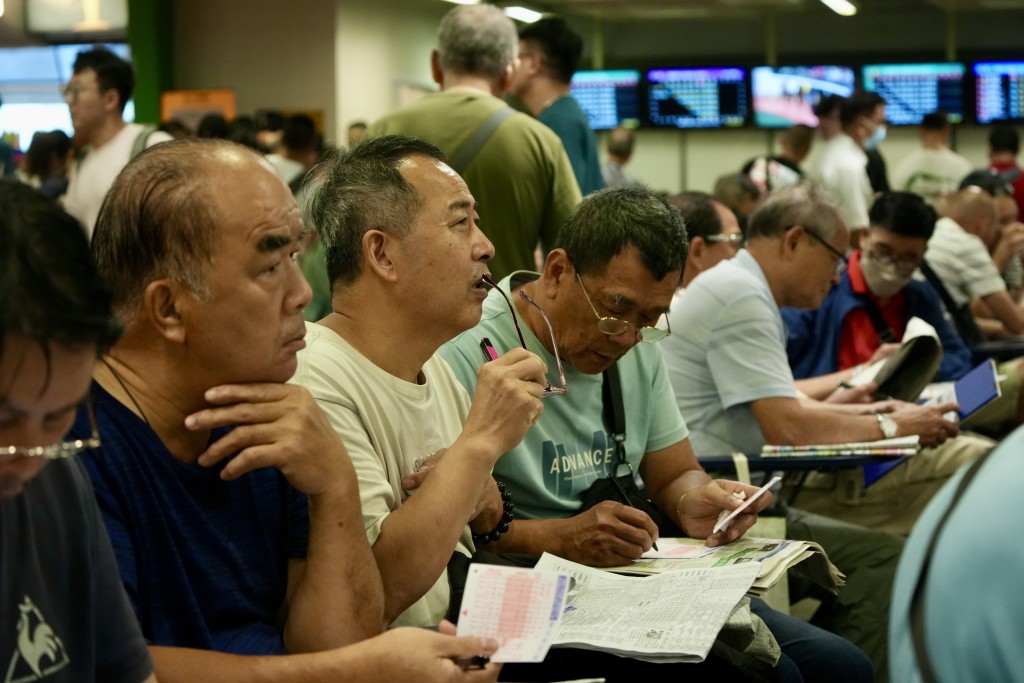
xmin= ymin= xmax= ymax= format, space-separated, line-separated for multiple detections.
xmin=807 ymin=91 xmax=888 ymax=246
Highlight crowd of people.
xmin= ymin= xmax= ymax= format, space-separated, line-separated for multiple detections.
xmin=3 ymin=4 xmax=1024 ymax=683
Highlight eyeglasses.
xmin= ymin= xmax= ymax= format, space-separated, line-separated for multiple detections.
xmin=1 ymin=400 xmax=100 ymax=460
xmin=576 ymin=273 xmax=671 ymax=343
xmin=804 ymin=228 xmax=849 ymax=276
xmin=865 ymin=246 xmax=921 ymax=275
xmin=482 ymin=275 xmax=567 ymax=397
xmin=61 ymin=84 xmax=98 ymax=101
xmin=704 ymin=232 xmax=744 ymax=247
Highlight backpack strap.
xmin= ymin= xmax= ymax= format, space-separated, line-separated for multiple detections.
xmin=919 ymin=260 xmax=985 ymax=345
xmin=448 ymin=106 xmax=515 ymax=176
xmin=860 ymin=296 xmax=899 ymax=344
xmin=129 ymin=124 xmax=159 ymax=161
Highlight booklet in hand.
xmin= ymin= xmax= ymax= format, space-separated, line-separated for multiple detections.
xmin=849 ymin=317 xmax=943 ymax=402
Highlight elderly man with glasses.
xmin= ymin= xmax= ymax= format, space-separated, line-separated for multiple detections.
xmin=440 ymin=184 xmax=875 ymax=683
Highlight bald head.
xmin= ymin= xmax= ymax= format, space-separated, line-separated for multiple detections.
xmin=92 ymin=138 xmax=272 ymax=318
xmin=946 ymin=188 xmax=998 ymax=246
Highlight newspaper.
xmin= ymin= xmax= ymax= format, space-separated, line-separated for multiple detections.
xmin=534 ymin=553 xmax=760 ymax=663
xmin=604 ymin=537 xmax=844 ymax=596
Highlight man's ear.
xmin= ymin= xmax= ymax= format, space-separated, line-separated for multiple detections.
xmin=101 ymin=88 xmax=121 ymax=116
xmin=541 ymin=248 xmax=571 ymax=298
xmin=363 ymin=229 xmax=399 ymax=282
xmin=496 ymin=60 xmax=516 ymax=96
xmin=144 ymin=279 xmax=188 ymax=344
xmin=430 ymin=50 xmax=444 ymax=87
xmin=781 ymin=225 xmax=805 ymax=259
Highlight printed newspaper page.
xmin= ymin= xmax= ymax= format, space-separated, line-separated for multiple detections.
xmin=534 ymin=553 xmax=760 ymax=663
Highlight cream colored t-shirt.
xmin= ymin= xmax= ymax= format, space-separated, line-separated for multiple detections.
xmin=291 ymin=322 xmax=474 ymax=627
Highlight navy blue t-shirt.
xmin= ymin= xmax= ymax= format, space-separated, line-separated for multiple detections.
xmin=70 ymin=382 xmax=309 ymax=655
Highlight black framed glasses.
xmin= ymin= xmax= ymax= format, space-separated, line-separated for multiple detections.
xmin=865 ymin=247 xmax=921 ymax=275
xmin=1 ymin=400 xmax=100 ymax=460
xmin=482 ymin=275 xmax=567 ymax=397
xmin=804 ymin=228 xmax=849 ymax=276
xmin=576 ymin=273 xmax=671 ymax=343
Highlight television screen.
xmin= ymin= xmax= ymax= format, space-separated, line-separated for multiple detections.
xmin=646 ymin=67 xmax=747 ymax=129
xmin=862 ymin=63 xmax=965 ymax=125
xmin=974 ymin=61 xmax=1024 ymax=124
xmin=570 ymin=69 xmax=641 ymax=130
xmin=751 ymin=65 xmax=855 ymax=127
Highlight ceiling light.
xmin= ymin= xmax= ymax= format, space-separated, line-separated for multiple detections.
xmin=504 ymin=6 xmax=543 ymax=23
xmin=819 ymin=0 xmax=857 ymax=16
xmin=441 ymin=0 xmax=480 ymax=4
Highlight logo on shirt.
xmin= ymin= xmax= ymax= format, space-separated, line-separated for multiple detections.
xmin=542 ymin=430 xmax=617 ymax=496
xmin=4 ymin=596 xmax=69 ymax=683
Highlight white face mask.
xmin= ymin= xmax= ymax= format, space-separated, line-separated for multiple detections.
xmin=864 ymin=123 xmax=887 ymax=151
xmin=860 ymin=250 xmax=912 ymax=298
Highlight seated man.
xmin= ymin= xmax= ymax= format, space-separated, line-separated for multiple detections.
xmin=70 ymin=139 xmax=501 ymax=682
xmin=663 ymin=185 xmax=991 ymax=536
xmin=0 ymin=181 xmax=154 ymax=683
xmin=784 ymin=191 xmax=1022 ymax=433
xmin=440 ymin=185 xmax=874 ymax=683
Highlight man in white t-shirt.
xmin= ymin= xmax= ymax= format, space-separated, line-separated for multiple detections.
xmin=891 ymin=111 xmax=972 ymax=207
xmin=292 ymin=135 xmax=547 ymax=628
xmin=60 ymin=47 xmax=171 ymax=236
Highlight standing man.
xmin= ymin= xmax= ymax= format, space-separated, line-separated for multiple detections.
xmin=988 ymin=125 xmax=1024 ymax=217
xmin=367 ymin=4 xmax=580 ymax=280
xmin=513 ymin=16 xmax=604 ymax=196
xmin=1 ymin=181 xmax=155 ymax=683
xmin=60 ymin=46 xmax=171 ymax=236
xmin=602 ymin=125 xmax=642 ymax=189
xmin=806 ymin=91 xmax=887 ymax=243
xmin=891 ymin=111 xmax=972 ymax=206
xmin=72 ymin=139 xmax=501 ymax=682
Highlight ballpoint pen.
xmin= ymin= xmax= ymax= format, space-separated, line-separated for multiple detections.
xmin=608 ymin=474 xmax=659 ymax=552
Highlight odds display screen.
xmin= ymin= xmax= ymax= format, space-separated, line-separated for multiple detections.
xmin=751 ymin=65 xmax=855 ymax=127
xmin=646 ymin=67 xmax=747 ymax=129
xmin=862 ymin=63 xmax=965 ymax=125
xmin=974 ymin=62 xmax=1024 ymax=124
xmin=570 ymin=69 xmax=641 ymax=130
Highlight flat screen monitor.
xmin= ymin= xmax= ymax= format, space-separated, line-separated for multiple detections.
xmin=751 ymin=65 xmax=855 ymax=127
xmin=570 ymin=69 xmax=641 ymax=130
xmin=645 ymin=67 xmax=747 ymax=129
xmin=862 ymin=62 xmax=965 ymax=125
xmin=974 ymin=61 xmax=1024 ymax=124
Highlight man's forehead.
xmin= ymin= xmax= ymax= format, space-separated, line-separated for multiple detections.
xmin=711 ymin=201 xmax=740 ymax=233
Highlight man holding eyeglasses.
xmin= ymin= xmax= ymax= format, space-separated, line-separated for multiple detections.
xmin=441 ymin=185 xmax=874 ymax=683
xmin=0 ymin=182 xmax=156 ymax=682
xmin=293 ymin=136 xmax=549 ymax=630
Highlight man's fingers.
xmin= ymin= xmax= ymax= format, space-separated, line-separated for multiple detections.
xmin=202 ymin=382 xmax=293 ymax=405
xmin=217 ymin=445 xmax=280 ymax=480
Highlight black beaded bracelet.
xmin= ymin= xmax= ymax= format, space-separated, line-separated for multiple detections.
xmin=472 ymin=481 xmax=514 ymax=545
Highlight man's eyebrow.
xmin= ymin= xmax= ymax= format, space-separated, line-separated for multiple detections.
xmin=256 ymin=233 xmax=295 ymax=253
xmin=449 ymin=198 xmax=475 ymax=213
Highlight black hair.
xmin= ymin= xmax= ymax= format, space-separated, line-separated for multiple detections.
xmin=990 ymin=125 xmax=1020 ymax=155
xmin=840 ymin=90 xmax=885 ymax=128
xmin=519 ymin=17 xmax=584 ymax=84
xmin=868 ymin=191 xmax=937 ymax=240
xmin=197 ymin=113 xmax=229 ymax=139
xmin=0 ymin=180 xmax=121 ymax=357
xmin=557 ymin=185 xmax=688 ymax=281
xmin=667 ymin=191 xmax=722 ymax=242
xmin=921 ymin=110 xmax=950 ymax=131
xmin=282 ymin=115 xmax=317 ymax=152
xmin=72 ymin=46 xmax=134 ymax=114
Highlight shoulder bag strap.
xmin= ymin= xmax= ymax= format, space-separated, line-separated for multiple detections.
xmin=601 ymin=363 xmax=630 ymax=473
xmin=909 ymin=448 xmax=996 ymax=683
xmin=448 ymin=106 xmax=515 ymax=176
xmin=860 ymin=295 xmax=899 ymax=344
xmin=919 ymin=260 xmax=984 ymax=344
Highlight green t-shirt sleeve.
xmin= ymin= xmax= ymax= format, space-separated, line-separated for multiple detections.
xmin=439 ymin=335 xmax=482 ymax=397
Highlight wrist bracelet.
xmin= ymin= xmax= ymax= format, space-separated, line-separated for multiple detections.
xmin=675 ymin=490 xmax=692 ymax=524
xmin=472 ymin=481 xmax=514 ymax=545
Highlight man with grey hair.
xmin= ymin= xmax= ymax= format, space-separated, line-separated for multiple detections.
xmin=367 ymin=3 xmax=581 ymax=280
xmin=602 ymin=125 xmax=642 ymax=188
xmin=74 ymin=138 xmax=502 ymax=682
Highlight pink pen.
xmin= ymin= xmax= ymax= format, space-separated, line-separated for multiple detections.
xmin=480 ymin=337 xmax=499 ymax=362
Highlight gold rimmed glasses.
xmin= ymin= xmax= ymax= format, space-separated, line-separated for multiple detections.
xmin=575 ymin=273 xmax=671 ymax=343
xmin=1 ymin=400 xmax=100 ymax=460
xmin=482 ymin=275 xmax=567 ymax=397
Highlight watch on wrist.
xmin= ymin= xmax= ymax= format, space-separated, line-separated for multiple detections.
xmin=875 ymin=412 xmax=898 ymax=439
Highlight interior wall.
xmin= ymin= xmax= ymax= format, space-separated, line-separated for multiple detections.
xmin=173 ymin=0 xmax=338 ymax=140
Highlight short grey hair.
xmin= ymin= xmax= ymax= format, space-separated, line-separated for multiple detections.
xmin=437 ymin=5 xmax=518 ymax=81
xmin=746 ymin=184 xmax=843 ymax=241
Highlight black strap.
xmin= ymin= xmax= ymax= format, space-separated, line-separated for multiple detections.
xmin=909 ymin=447 xmax=996 ymax=683
xmin=860 ymin=296 xmax=899 ymax=344
xmin=919 ymin=260 xmax=985 ymax=345
xmin=448 ymin=106 xmax=515 ymax=176
xmin=601 ymin=363 xmax=629 ymax=473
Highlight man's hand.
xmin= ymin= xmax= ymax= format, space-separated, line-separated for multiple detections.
xmin=992 ymin=222 xmax=1024 ymax=272
xmin=557 ymin=501 xmax=659 ymax=567
xmin=867 ymin=343 xmax=901 ymax=366
xmin=186 ymin=383 xmax=350 ymax=495
xmin=677 ymin=480 xmax=774 ymax=547
xmin=461 ymin=348 xmax=548 ymax=459
xmin=890 ymin=401 xmax=960 ymax=447
xmin=349 ymin=625 xmax=501 ymax=683
xmin=825 ymin=382 xmax=877 ymax=404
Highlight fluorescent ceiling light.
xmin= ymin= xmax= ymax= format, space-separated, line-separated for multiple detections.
xmin=504 ymin=6 xmax=543 ymax=23
xmin=819 ymin=0 xmax=857 ymax=16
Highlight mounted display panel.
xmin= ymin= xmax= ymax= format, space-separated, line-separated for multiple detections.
xmin=862 ymin=62 xmax=966 ymax=125
xmin=570 ymin=69 xmax=641 ymax=130
xmin=974 ymin=61 xmax=1024 ymax=124
xmin=751 ymin=65 xmax=855 ymax=128
xmin=645 ymin=67 xmax=748 ymax=129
